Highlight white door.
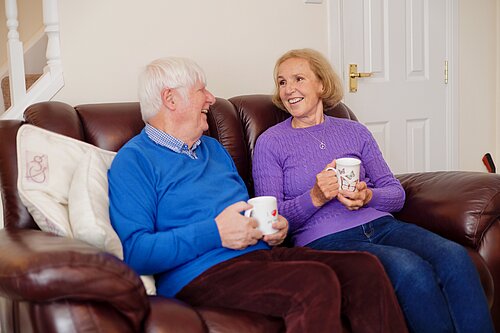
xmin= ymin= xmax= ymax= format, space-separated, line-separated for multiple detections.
xmin=329 ymin=0 xmax=457 ymax=174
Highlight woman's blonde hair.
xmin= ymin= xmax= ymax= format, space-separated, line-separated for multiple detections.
xmin=272 ymin=48 xmax=344 ymax=112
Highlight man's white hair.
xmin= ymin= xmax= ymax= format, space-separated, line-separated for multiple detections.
xmin=138 ymin=57 xmax=207 ymax=121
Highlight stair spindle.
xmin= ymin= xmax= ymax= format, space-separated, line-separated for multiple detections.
xmin=5 ymin=0 xmax=27 ymax=107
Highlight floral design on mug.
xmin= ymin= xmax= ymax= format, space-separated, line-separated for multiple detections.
xmin=338 ymin=168 xmax=358 ymax=191
xmin=340 ymin=175 xmax=358 ymax=191
xmin=245 ymin=196 xmax=279 ymax=235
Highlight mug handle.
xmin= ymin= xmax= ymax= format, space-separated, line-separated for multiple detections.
xmin=325 ymin=167 xmax=341 ymax=188
xmin=325 ymin=167 xmax=338 ymax=174
xmin=244 ymin=209 xmax=253 ymax=218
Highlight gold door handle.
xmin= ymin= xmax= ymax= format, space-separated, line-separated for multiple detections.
xmin=349 ymin=64 xmax=373 ymax=93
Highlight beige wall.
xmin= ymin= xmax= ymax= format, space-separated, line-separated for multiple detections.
xmin=53 ymin=0 xmax=498 ymax=172
xmin=0 ymin=4 xmax=6 ymax=66
xmin=55 ymin=0 xmax=327 ymax=104
xmin=0 ymin=0 xmax=44 ymax=68
xmin=459 ymin=0 xmax=498 ymax=171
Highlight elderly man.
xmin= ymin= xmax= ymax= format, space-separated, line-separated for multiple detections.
xmin=108 ymin=57 xmax=407 ymax=333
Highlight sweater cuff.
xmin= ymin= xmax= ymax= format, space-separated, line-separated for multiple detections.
xmin=192 ymin=219 xmax=223 ymax=253
xmin=366 ymin=187 xmax=382 ymax=208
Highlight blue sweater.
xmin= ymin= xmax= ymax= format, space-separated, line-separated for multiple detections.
xmin=108 ymin=129 xmax=269 ymax=297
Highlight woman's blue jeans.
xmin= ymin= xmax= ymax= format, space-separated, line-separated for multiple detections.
xmin=307 ymin=216 xmax=494 ymax=333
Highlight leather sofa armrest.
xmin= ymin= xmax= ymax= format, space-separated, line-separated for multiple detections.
xmin=0 ymin=228 xmax=149 ymax=331
xmin=394 ymin=171 xmax=500 ymax=249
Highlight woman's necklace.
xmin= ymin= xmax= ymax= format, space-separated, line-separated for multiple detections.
xmin=301 ymin=117 xmax=327 ymax=150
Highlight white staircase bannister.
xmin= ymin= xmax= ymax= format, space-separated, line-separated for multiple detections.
xmin=1 ymin=0 xmax=63 ymax=120
xmin=5 ymin=0 xmax=27 ymax=108
xmin=43 ymin=0 xmax=62 ymax=75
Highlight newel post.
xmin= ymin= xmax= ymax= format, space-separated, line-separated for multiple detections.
xmin=5 ymin=0 xmax=27 ymax=106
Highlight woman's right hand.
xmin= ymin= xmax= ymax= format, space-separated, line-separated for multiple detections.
xmin=310 ymin=160 xmax=339 ymax=207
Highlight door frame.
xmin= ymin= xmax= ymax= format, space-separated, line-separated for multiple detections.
xmin=327 ymin=0 xmax=459 ymax=170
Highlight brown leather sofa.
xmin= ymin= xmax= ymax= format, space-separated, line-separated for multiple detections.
xmin=0 ymin=95 xmax=499 ymax=333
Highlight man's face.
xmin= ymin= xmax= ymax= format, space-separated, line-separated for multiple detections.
xmin=175 ymin=81 xmax=215 ymax=138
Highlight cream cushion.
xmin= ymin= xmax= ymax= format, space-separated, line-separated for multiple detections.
xmin=17 ymin=125 xmax=156 ymax=295
xmin=68 ymin=148 xmax=156 ymax=295
xmin=17 ymin=125 xmax=90 ymax=236
xmin=68 ymin=149 xmax=121 ymax=256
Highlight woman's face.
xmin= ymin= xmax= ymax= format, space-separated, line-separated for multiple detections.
xmin=277 ymin=57 xmax=324 ymax=122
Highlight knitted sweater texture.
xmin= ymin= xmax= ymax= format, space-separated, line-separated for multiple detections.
xmin=253 ymin=116 xmax=405 ymax=246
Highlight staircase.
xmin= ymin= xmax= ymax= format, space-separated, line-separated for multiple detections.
xmin=0 ymin=0 xmax=63 ymax=120
xmin=1 ymin=74 xmax=42 ymax=110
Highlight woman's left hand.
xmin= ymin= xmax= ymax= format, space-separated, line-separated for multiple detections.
xmin=337 ymin=181 xmax=373 ymax=210
xmin=263 ymin=215 xmax=289 ymax=246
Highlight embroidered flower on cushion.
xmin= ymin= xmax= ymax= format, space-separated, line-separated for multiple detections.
xmin=25 ymin=151 xmax=49 ymax=184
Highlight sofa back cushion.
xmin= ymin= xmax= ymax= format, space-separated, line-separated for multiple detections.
xmin=75 ymin=103 xmax=145 ymax=151
xmin=4 ymin=95 xmax=355 ymax=230
xmin=227 ymin=95 xmax=356 ymax=196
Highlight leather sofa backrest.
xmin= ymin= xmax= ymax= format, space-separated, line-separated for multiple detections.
xmin=226 ymin=95 xmax=356 ymax=196
xmin=0 ymin=95 xmax=355 ymax=230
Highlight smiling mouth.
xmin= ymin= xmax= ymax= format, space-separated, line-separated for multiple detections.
xmin=288 ymin=97 xmax=304 ymax=104
xmin=201 ymin=109 xmax=209 ymax=114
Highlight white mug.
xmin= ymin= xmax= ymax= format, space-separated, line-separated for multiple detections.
xmin=325 ymin=157 xmax=361 ymax=192
xmin=244 ymin=196 xmax=279 ymax=235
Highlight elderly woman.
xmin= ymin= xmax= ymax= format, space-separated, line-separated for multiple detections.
xmin=252 ymin=48 xmax=494 ymax=333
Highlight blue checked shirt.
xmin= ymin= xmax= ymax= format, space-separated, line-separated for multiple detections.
xmin=145 ymin=124 xmax=201 ymax=160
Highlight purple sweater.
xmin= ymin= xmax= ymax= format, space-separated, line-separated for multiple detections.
xmin=252 ymin=116 xmax=405 ymax=246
